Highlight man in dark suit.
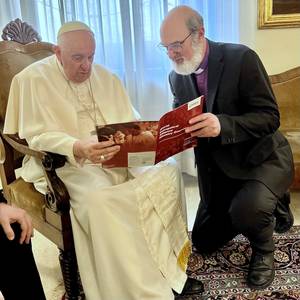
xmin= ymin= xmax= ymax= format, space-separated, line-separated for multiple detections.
xmin=160 ymin=5 xmax=294 ymax=289
xmin=0 ymin=201 xmax=46 ymax=300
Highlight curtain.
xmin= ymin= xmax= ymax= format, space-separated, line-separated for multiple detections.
xmin=0 ymin=0 xmax=239 ymax=175
xmin=0 ymin=0 xmax=21 ymax=29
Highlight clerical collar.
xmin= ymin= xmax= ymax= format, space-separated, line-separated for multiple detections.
xmin=194 ymin=42 xmax=209 ymax=75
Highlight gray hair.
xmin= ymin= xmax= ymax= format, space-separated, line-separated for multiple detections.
xmin=186 ymin=11 xmax=204 ymax=33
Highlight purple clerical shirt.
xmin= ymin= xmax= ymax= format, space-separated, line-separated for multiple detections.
xmin=194 ymin=42 xmax=209 ymax=109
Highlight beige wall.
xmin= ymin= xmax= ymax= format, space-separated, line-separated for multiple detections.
xmin=239 ymin=1 xmax=300 ymax=75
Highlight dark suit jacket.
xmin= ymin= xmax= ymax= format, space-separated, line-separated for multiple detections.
xmin=169 ymin=40 xmax=294 ymax=200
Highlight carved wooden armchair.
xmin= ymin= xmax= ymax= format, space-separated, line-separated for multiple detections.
xmin=0 ymin=19 xmax=84 ymax=299
xmin=269 ymin=67 xmax=300 ymax=190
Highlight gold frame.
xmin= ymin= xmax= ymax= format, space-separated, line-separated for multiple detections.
xmin=258 ymin=0 xmax=300 ymax=28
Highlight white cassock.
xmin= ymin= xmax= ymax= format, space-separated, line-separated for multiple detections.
xmin=4 ymin=55 xmax=191 ymax=300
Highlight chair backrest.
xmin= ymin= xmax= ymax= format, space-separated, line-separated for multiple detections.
xmin=0 ymin=18 xmax=53 ymax=126
xmin=269 ymin=66 xmax=300 ymax=132
xmin=2 ymin=18 xmax=41 ymax=44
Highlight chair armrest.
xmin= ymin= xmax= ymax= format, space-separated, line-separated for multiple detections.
xmin=42 ymin=151 xmax=70 ymax=213
xmin=4 ymin=134 xmax=45 ymax=159
xmin=1 ymin=133 xmax=70 ymax=213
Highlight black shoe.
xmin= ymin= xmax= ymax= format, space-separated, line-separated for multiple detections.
xmin=174 ymin=277 xmax=204 ymax=296
xmin=274 ymin=192 xmax=294 ymax=234
xmin=247 ymin=251 xmax=275 ymax=289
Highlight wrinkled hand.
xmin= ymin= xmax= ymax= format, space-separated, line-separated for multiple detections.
xmin=185 ymin=113 xmax=221 ymax=138
xmin=73 ymin=135 xmax=121 ymax=164
xmin=0 ymin=203 xmax=33 ymax=244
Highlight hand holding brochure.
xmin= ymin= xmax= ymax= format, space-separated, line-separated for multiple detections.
xmin=96 ymin=96 xmax=204 ymax=167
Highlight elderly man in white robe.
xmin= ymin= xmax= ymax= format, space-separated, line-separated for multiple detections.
xmin=4 ymin=21 xmax=203 ymax=300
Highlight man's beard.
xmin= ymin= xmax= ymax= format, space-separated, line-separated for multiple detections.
xmin=172 ymin=39 xmax=205 ymax=75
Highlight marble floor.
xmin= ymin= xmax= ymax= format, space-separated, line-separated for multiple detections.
xmin=32 ymin=174 xmax=300 ymax=300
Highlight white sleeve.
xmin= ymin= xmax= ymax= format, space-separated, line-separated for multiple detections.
xmin=27 ymin=132 xmax=79 ymax=166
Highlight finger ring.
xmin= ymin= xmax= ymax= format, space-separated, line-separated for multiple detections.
xmin=100 ymin=154 xmax=105 ymax=160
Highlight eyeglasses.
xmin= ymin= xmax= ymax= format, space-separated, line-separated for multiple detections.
xmin=158 ymin=31 xmax=194 ymax=53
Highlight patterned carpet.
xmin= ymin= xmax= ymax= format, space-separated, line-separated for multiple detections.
xmin=178 ymin=226 xmax=300 ymax=300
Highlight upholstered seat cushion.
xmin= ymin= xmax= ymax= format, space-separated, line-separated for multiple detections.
xmin=6 ymin=177 xmax=64 ymax=247
xmin=7 ymin=177 xmax=45 ymax=221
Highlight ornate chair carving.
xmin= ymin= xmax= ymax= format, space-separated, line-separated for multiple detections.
xmin=269 ymin=66 xmax=300 ymax=190
xmin=0 ymin=19 xmax=84 ymax=299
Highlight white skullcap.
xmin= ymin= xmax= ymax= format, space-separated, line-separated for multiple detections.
xmin=57 ymin=21 xmax=93 ymax=39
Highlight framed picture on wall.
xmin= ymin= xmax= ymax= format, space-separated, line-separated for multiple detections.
xmin=258 ymin=0 xmax=300 ymax=28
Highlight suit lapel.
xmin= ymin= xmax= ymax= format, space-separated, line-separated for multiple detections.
xmin=181 ymin=75 xmax=199 ymax=103
xmin=188 ymin=75 xmax=200 ymax=100
xmin=207 ymin=40 xmax=224 ymax=113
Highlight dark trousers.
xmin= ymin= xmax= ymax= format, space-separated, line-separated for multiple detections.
xmin=192 ymin=166 xmax=279 ymax=255
xmin=0 ymin=223 xmax=46 ymax=300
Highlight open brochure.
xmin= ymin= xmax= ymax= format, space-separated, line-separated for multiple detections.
xmin=96 ymin=96 xmax=204 ymax=167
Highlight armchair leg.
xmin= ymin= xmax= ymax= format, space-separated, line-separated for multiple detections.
xmin=59 ymin=249 xmax=85 ymax=300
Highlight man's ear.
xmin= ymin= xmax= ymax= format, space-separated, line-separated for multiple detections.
xmin=53 ymin=45 xmax=62 ymax=63
xmin=198 ymin=27 xmax=205 ymax=39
